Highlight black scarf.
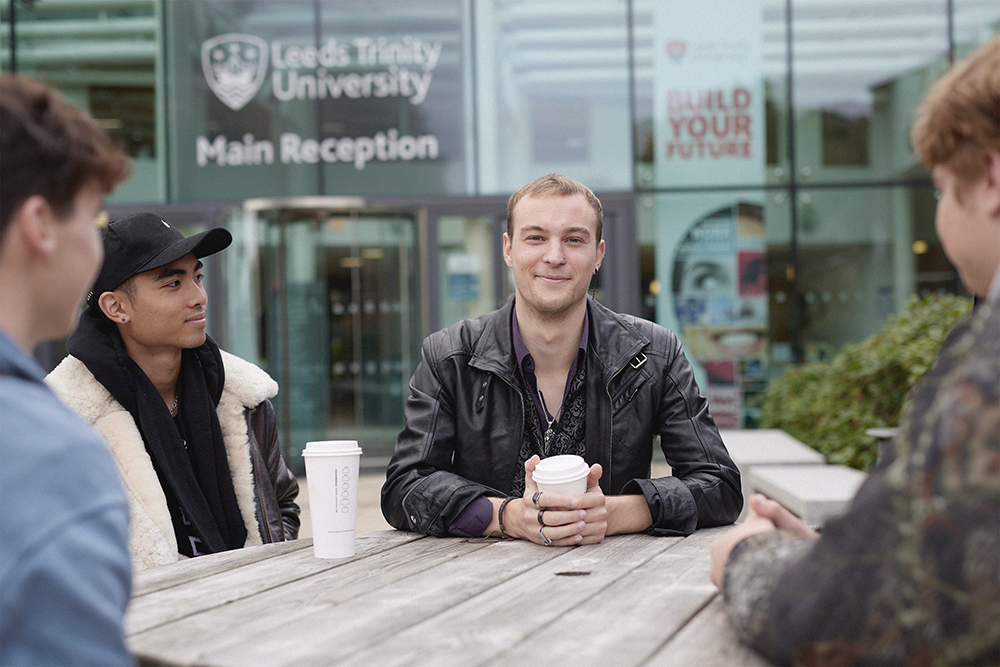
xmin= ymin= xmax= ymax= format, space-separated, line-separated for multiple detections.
xmin=68 ymin=307 xmax=247 ymax=555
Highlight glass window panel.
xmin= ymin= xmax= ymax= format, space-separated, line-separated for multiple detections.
xmin=1 ymin=0 xmax=161 ymax=204
xmin=821 ymin=110 xmax=868 ymax=166
xmin=437 ymin=215 xmax=496 ymax=328
xmin=637 ymin=193 xmax=659 ymax=322
xmin=645 ymin=191 xmax=770 ymax=428
xmin=164 ymin=0 xmax=466 ymax=200
xmin=790 ymin=185 xmax=964 ymax=361
xmin=763 ymin=0 xmax=791 ymax=182
xmin=953 ymin=1 xmax=1000 ymax=54
xmin=632 ymin=0 xmax=785 ymax=189
xmin=476 ymin=0 xmax=631 ymax=195
xmin=791 ymin=0 xmax=951 ymax=183
xmin=247 ymin=205 xmax=421 ymax=470
xmin=631 ymin=1 xmax=655 ymax=190
xmin=89 ymin=85 xmax=156 ymax=158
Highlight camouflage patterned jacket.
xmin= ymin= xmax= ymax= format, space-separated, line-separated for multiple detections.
xmin=722 ymin=293 xmax=1000 ymax=666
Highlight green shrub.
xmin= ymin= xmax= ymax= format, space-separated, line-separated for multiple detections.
xmin=760 ymin=293 xmax=973 ymax=470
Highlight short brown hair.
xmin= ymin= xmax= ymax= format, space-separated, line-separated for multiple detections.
xmin=911 ymin=36 xmax=1000 ymax=189
xmin=116 ymin=276 xmax=138 ymax=305
xmin=506 ymin=173 xmax=603 ymax=243
xmin=0 ymin=74 xmax=131 ymax=240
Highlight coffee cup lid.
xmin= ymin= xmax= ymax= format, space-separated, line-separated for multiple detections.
xmin=532 ymin=454 xmax=589 ymax=484
xmin=303 ymin=440 xmax=362 ymax=455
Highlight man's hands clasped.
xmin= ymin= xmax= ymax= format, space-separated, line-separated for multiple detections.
xmin=504 ymin=455 xmax=609 ymax=546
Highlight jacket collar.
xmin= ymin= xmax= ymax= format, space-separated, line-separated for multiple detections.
xmin=468 ymin=298 xmax=517 ymax=378
xmin=586 ymin=298 xmax=649 ymax=377
xmin=470 ymin=296 xmax=649 ymax=380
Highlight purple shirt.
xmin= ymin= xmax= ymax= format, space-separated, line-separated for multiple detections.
xmin=447 ymin=307 xmax=589 ymax=537
xmin=512 ymin=308 xmax=589 ymax=428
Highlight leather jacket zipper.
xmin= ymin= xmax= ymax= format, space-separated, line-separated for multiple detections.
xmin=604 ymin=351 xmax=648 ymax=492
xmin=257 ymin=484 xmax=274 ymax=542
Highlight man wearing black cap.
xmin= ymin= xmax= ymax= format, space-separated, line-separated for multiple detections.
xmin=47 ymin=212 xmax=300 ymax=570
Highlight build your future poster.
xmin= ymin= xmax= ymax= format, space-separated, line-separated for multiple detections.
xmin=653 ymin=0 xmax=767 ymax=428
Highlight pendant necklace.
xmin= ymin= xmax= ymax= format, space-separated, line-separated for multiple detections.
xmin=170 ymin=393 xmax=179 ymax=416
xmin=538 ymin=390 xmax=563 ymax=447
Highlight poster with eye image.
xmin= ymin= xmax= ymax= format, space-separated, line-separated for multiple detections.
xmin=652 ymin=0 xmax=766 ymax=428
xmin=666 ymin=201 xmax=768 ymax=429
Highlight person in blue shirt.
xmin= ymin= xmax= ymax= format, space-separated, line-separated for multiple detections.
xmin=0 ymin=73 xmax=134 ymax=666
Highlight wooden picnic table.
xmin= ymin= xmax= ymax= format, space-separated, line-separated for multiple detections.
xmin=126 ymin=528 xmax=772 ymax=667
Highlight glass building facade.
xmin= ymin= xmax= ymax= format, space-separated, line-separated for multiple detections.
xmin=4 ymin=0 xmax=998 ymax=471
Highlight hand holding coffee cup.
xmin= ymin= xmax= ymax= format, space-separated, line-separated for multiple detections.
xmin=533 ymin=454 xmax=590 ymax=496
xmin=519 ymin=455 xmax=608 ymax=546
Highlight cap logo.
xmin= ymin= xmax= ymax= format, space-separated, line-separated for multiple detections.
xmin=162 ymin=220 xmax=170 ymax=228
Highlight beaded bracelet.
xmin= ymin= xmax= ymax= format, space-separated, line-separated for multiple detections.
xmin=497 ymin=496 xmax=513 ymax=539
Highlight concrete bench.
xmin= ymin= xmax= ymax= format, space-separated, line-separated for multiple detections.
xmin=748 ymin=463 xmax=867 ymax=527
xmin=718 ymin=429 xmax=826 ymax=515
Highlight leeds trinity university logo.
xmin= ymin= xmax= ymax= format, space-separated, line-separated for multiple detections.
xmin=202 ymin=34 xmax=268 ymax=111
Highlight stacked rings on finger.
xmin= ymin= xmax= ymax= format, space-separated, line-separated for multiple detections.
xmin=537 ymin=509 xmax=547 ymax=526
xmin=539 ymin=526 xmax=552 ymax=546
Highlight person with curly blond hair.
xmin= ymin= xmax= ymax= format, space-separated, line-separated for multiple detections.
xmin=710 ymin=36 xmax=1000 ymax=666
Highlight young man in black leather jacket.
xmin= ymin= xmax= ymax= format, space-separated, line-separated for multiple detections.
xmin=382 ymin=173 xmax=741 ymax=546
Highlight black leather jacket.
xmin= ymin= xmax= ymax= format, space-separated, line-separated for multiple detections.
xmin=246 ymin=399 xmax=300 ymax=542
xmin=381 ymin=297 xmax=742 ymax=537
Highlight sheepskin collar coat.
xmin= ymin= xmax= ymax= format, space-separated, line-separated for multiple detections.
xmin=46 ymin=351 xmax=280 ymax=570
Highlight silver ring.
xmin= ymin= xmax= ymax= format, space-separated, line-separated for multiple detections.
xmin=537 ymin=509 xmax=546 ymax=526
xmin=539 ymin=526 xmax=552 ymax=546
xmin=532 ymin=491 xmax=543 ymax=507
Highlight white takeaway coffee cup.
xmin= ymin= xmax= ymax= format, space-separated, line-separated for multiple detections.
xmin=533 ymin=454 xmax=590 ymax=496
xmin=302 ymin=440 xmax=362 ymax=558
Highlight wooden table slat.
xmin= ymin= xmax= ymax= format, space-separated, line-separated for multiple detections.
xmin=127 ymin=531 xmax=425 ymax=634
xmin=644 ymin=596 xmax=773 ymax=667
xmin=130 ymin=535 xmax=567 ymax=666
xmin=488 ymin=527 xmax=728 ymax=667
xmin=125 ymin=529 xmax=775 ymax=667
xmin=335 ymin=533 xmax=687 ymax=667
xmin=131 ymin=539 xmax=312 ymax=597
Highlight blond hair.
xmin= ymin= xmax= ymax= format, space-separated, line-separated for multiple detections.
xmin=911 ymin=36 xmax=1000 ymax=189
xmin=506 ymin=174 xmax=603 ymax=242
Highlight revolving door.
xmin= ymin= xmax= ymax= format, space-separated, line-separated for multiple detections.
xmin=227 ymin=198 xmax=423 ymax=473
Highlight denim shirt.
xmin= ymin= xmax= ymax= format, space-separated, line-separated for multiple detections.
xmin=0 ymin=330 xmax=134 ymax=666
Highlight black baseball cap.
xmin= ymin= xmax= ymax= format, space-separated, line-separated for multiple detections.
xmin=87 ymin=212 xmax=232 ymax=307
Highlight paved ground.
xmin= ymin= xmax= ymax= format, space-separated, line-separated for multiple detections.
xmin=297 ymin=461 xmax=672 ymax=538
